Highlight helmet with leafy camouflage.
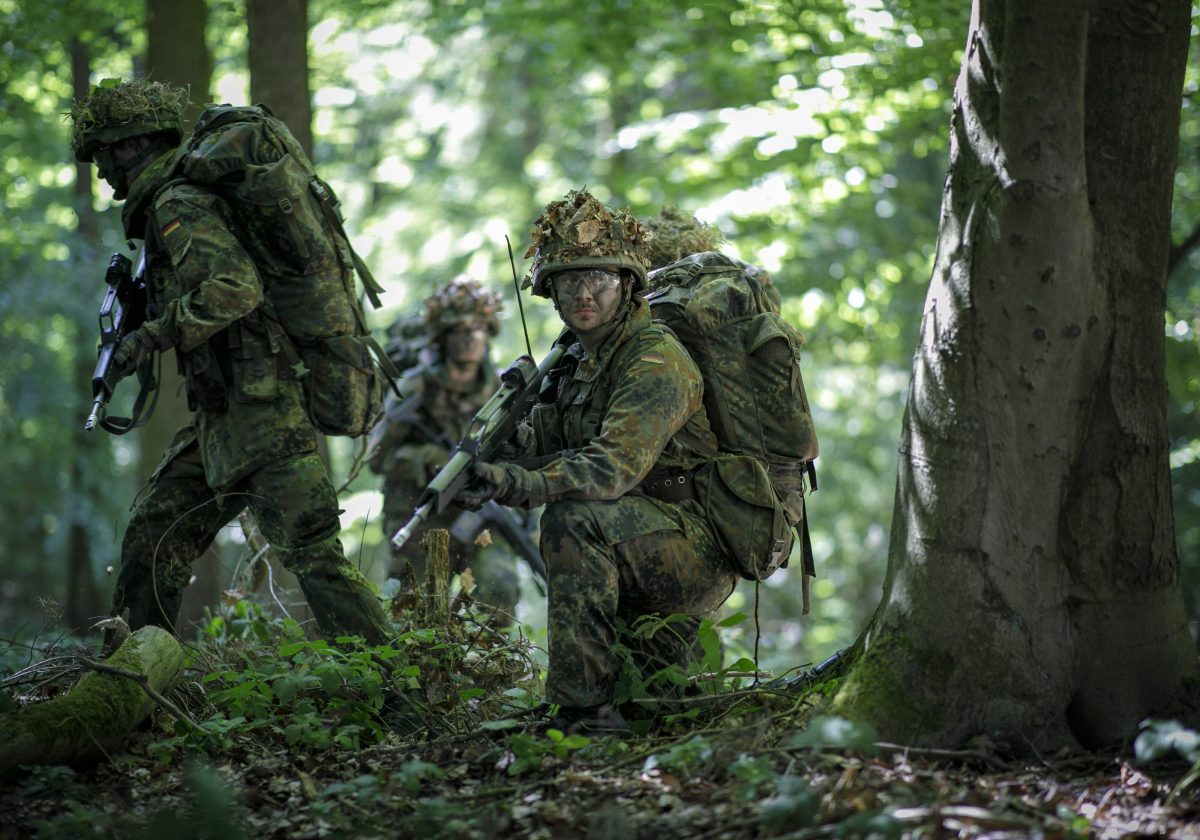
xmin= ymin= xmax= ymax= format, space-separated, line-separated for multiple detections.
xmin=424 ymin=277 xmax=503 ymax=338
xmin=642 ymin=206 xmax=724 ymax=270
xmin=523 ymin=188 xmax=653 ymax=298
xmin=68 ymin=78 xmax=188 ymax=163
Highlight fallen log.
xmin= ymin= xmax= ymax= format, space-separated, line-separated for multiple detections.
xmin=0 ymin=625 xmax=184 ymax=776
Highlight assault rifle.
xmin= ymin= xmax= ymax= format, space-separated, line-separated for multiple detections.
xmin=84 ymin=252 xmax=153 ymax=434
xmin=391 ymin=345 xmax=567 ymax=556
xmin=770 ymin=649 xmax=845 ymax=691
xmin=388 ymin=381 xmax=550 ymax=591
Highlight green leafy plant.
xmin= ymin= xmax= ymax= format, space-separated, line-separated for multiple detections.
xmin=727 ymin=753 xmax=777 ymax=801
xmin=502 ymin=729 xmax=591 ymax=776
xmin=1134 ymin=718 xmax=1200 ymax=803
xmin=642 ymin=734 xmax=714 ymax=778
xmin=761 ymin=774 xmax=818 ymax=834
xmin=787 ymin=715 xmax=878 ymax=755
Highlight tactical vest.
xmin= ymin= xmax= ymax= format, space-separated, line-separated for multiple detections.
xmin=530 ymin=321 xmax=707 ymax=471
xmin=168 ymin=103 xmax=397 ymax=437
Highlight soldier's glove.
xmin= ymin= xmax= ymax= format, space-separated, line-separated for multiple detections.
xmin=495 ymin=422 xmax=536 ymax=462
xmin=113 ymin=320 xmax=165 ymax=377
xmin=454 ymin=461 xmax=547 ymax=511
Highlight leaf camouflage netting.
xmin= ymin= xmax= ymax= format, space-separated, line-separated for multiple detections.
xmin=642 ymin=205 xmax=724 ymax=269
xmin=67 ymin=78 xmax=189 ymax=154
xmin=425 ymin=277 xmax=503 ymax=337
xmin=522 ymin=188 xmax=653 ymax=289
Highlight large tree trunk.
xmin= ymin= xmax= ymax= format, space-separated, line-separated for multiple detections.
xmin=832 ymin=0 xmax=1198 ymax=750
xmin=0 ymin=626 xmax=183 ymax=775
xmin=143 ymin=0 xmax=223 ymax=633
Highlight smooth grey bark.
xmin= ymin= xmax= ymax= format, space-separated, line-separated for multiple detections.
xmin=833 ymin=0 xmax=1198 ymax=750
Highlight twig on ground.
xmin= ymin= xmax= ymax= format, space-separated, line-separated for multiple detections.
xmin=78 ymin=656 xmax=201 ymax=732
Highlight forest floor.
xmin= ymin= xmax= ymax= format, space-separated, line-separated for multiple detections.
xmin=1 ymin=610 xmax=1198 ymax=839
xmin=3 ymin=692 xmax=1198 ymax=838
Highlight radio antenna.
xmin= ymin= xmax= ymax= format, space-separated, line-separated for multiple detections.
xmin=506 ymin=235 xmax=534 ymax=358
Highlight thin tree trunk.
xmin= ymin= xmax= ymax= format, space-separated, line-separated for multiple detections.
xmin=247 ymin=0 xmax=313 ymax=157
xmin=832 ymin=0 xmax=1197 ymax=751
xmin=143 ymin=0 xmax=222 ymax=634
xmin=66 ymin=37 xmax=103 ymax=633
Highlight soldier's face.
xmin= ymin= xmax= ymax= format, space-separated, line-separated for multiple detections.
xmin=444 ymin=323 xmax=489 ymax=365
xmin=553 ymin=268 xmax=624 ymax=338
xmin=92 ymin=138 xmax=149 ymax=201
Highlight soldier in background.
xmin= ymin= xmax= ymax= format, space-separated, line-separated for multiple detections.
xmin=369 ymin=278 xmax=521 ymax=623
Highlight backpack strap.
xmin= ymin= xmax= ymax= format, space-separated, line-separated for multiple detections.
xmin=308 ymin=178 xmax=388 ymax=310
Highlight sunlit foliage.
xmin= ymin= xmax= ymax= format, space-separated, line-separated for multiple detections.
xmin=1 ymin=0 xmax=1196 ymax=664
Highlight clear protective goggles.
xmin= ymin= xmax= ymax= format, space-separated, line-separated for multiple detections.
xmin=552 ymin=268 xmax=622 ymax=297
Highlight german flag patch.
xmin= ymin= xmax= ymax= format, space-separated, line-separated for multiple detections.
xmin=161 ymin=219 xmax=182 ymax=237
xmin=640 ymin=352 xmax=665 ymax=365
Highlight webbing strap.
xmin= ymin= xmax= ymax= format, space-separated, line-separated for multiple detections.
xmin=310 ymin=179 xmax=386 ymax=309
xmin=100 ymin=354 xmax=161 ymax=435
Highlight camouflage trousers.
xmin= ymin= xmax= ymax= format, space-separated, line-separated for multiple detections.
xmin=113 ymin=428 xmax=393 ymax=644
xmin=541 ymin=496 xmax=737 ymax=709
xmin=382 ymin=495 xmax=520 ymax=626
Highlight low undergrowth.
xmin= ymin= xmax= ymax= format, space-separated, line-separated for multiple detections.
xmin=2 ymin=599 xmax=1198 ymax=839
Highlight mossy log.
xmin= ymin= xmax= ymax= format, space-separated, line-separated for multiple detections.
xmin=0 ymin=625 xmax=183 ymax=775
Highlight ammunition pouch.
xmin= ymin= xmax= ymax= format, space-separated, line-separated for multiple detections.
xmin=182 ymin=343 xmax=228 ymax=413
xmin=694 ymin=454 xmax=793 ymax=581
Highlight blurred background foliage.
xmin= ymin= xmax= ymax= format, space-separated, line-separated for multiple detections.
xmin=1 ymin=0 xmax=1196 ymax=671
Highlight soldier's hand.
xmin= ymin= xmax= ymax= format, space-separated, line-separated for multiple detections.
xmin=113 ymin=322 xmax=162 ymax=376
xmin=495 ymin=421 xmax=535 ymax=462
xmin=453 ymin=462 xmax=510 ymax=511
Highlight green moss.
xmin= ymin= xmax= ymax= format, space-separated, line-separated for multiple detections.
xmin=0 ymin=629 xmax=182 ymax=773
xmin=829 ymin=631 xmax=955 ymax=743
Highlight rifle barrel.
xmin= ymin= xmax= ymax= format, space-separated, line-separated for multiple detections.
xmin=392 ymin=500 xmax=433 ymax=550
xmin=84 ymin=395 xmax=105 ymax=432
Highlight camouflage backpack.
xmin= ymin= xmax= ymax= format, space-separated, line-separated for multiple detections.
xmin=174 ymin=103 xmax=398 ymax=436
xmin=645 ymin=251 xmax=819 ymax=582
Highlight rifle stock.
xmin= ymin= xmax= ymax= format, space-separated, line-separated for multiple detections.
xmin=391 ymin=344 xmax=566 ymax=551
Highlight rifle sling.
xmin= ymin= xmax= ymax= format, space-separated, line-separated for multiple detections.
xmin=101 ymin=353 xmax=161 ymax=435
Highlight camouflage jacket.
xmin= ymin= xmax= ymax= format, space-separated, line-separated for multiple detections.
xmin=368 ymin=357 xmax=499 ymax=509
xmin=527 ymin=297 xmax=717 ymax=504
xmin=121 ymin=148 xmax=315 ymax=489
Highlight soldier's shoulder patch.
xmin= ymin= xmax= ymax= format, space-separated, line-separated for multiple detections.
xmin=160 ymin=218 xmax=183 ymax=237
xmin=639 ymin=352 xmax=666 ymax=365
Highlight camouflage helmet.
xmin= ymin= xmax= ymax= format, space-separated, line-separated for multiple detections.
xmin=642 ymin=205 xmax=724 ymax=270
xmin=68 ymin=78 xmax=188 ymax=163
xmin=424 ymin=276 xmax=503 ymax=338
xmin=523 ymin=188 xmax=653 ymax=298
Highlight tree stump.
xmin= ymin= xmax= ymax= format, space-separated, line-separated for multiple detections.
xmin=420 ymin=528 xmax=451 ymax=625
xmin=0 ymin=625 xmax=183 ymax=776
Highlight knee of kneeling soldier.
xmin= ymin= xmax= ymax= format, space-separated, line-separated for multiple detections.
xmin=539 ymin=500 xmax=604 ymax=553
